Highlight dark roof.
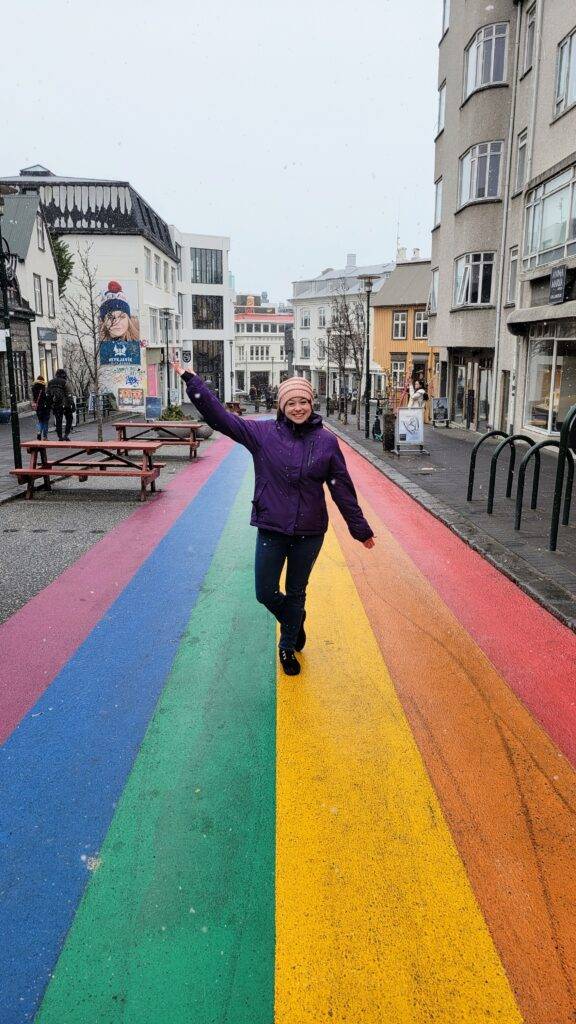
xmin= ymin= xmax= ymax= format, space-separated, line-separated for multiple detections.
xmin=0 ymin=170 xmax=176 ymax=260
xmin=1 ymin=194 xmax=40 ymax=259
xmin=371 ymin=260 xmax=431 ymax=307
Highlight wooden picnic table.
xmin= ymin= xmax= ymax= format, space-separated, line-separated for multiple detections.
xmin=114 ymin=420 xmax=203 ymax=459
xmin=10 ymin=440 xmax=165 ymax=502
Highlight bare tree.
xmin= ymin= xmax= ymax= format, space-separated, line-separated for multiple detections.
xmin=58 ymin=247 xmax=104 ymax=440
xmin=330 ymin=278 xmax=366 ymax=426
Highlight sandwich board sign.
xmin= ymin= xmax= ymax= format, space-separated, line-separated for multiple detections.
xmin=394 ymin=407 xmax=429 ymax=456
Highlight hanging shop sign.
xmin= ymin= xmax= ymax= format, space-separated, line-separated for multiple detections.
xmin=549 ymin=265 xmax=567 ymax=304
xmin=37 ymin=327 xmax=58 ymax=342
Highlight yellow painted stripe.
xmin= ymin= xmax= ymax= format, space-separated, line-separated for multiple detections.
xmin=275 ymin=526 xmax=522 ymax=1023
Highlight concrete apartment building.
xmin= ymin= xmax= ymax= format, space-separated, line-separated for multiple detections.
xmin=430 ymin=0 xmax=576 ymax=437
xmin=292 ymin=254 xmax=394 ymax=398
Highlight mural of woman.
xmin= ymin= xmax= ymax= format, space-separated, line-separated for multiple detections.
xmin=98 ymin=281 xmax=140 ymax=340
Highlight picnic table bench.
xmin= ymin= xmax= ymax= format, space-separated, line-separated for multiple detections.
xmin=225 ymin=402 xmax=247 ymax=416
xmin=10 ymin=441 xmax=165 ymax=502
xmin=114 ymin=420 xmax=203 ymax=459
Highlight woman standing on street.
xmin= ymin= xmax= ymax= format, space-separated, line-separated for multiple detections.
xmin=171 ymin=360 xmax=375 ymax=676
xmin=31 ymin=374 xmax=50 ymax=440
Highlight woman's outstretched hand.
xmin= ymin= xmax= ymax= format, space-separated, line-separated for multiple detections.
xmin=171 ymin=358 xmax=185 ymax=376
xmin=363 ymin=537 xmax=376 ymax=549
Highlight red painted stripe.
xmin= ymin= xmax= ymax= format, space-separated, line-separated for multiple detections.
xmin=0 ymin=438 xmax=233 ymax=744
xmin=337 ymin=440 xmax=576 ymax=763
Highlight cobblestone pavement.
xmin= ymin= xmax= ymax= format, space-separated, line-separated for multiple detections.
xmin=328 ymin=408 xmax=576 ymax=628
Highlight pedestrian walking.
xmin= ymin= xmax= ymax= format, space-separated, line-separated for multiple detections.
xmin=46 ymin=368 xmax=75 ymax=441
xmin=31 ymin=375 xmax=50 ymax=440
xmin=172 ymin=360 xmax=375 ymax=675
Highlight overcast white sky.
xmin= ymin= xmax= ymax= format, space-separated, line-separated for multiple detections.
xmin=4 ymin=0 xmax=439 ymax=301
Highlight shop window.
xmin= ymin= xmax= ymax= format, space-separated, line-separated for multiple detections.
xmin=524 ymin=325 xmax=576 ymax=432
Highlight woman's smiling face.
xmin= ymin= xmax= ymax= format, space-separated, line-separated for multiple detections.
xmin=284 ymin=396 xmax=312 ymax=423
xmin=105 ymin=311 xmax=130 ymax=338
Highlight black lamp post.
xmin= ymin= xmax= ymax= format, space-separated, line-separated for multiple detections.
xmin=359 ymin=274 xmax=378 ymax=440
xmin=0 ymin=191 xmax=22 ymax=469
xmin=161 ymin=308 xmax=172 ymax=409
xmin=325 ymin=326 xmax=331 ymax=417
xmin=229 ymin=339 xmax=234 ymax=398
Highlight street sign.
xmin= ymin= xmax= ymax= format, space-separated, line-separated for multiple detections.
xmin=549 ymin=265 xmax=567 ymax=304
xmin=145 ymin=396 xmax=162 ymax=420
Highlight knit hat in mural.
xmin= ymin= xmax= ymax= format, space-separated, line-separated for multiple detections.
xmin=278 ymin=377 xmax=314 ymax=412
xmin=100 ymin=280 xmax=130 ymax=319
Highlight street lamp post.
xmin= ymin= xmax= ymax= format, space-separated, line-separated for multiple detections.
xmin=0 ymin=191 xmax=22 ymax=468
xmin=229 ymin=339 xmax=234 ymax=399
xmin=325 ymin=326 xmax=331 ymax=417
xmin=161 ymin=308 xmax=172 ymax=409
xmin=271 ymin=353 xmax=275 ymax=390
xmin=359 ymin=274 xmax=379 ymax=440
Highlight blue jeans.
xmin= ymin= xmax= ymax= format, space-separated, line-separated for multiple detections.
xmin=255 ymin=529 xmax=324 ymax=651
xmin=36 ymin=416 xmax=49 ymax=439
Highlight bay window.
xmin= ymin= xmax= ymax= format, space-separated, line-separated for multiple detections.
xmin=459 ymin=141 xmax=502 ymax=205
xmin=453 ymin=252 xmax=494 ymax=307
xmin=464 ymin=24 xmax=508 ymax=100
xmin=555 ymin=27 xmax=576 ymax=116
xmin=523 ymin=165 xmax=576 ymax=269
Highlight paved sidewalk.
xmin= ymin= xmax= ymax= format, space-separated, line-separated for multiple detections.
xmin=328 ymin=411 xmax=576 ymax=629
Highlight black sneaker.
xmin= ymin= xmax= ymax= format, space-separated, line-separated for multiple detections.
xmin=63 ymin=435 xmax=71 ymax=441
xmin=295 ymin=610 xmax=307 ymax=652
xmin=279 ymin=649 xmax=301 ymax=676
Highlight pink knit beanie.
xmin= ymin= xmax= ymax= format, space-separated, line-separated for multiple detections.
xmin=278 ymin=377 xmax=314 ymax=413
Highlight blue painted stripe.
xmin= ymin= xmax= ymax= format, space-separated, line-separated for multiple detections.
xmin=0 ymin=445 xmax=250 ymax=1024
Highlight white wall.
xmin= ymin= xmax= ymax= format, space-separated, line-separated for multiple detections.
xmin=16 ymin=211 xmax=61 ymax=379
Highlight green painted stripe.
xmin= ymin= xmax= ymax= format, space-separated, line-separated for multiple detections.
xmin=36 ymin=470 xmax=277 ymax=1024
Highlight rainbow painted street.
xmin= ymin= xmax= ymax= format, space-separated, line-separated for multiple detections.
xmin=2 ymin=433 xmax=576 ymax=1023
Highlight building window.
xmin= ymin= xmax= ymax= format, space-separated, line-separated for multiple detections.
xmin=441 ymin=0 xmax=450 ymax=35
xmin=178 ymin=292 xmax=184 ymax=321
xmin=429 ymin=269 xmax=439 ymax=313
xmin=454 ymin=252 xmax=494 ymax=307
xmin=270 ymin=323 xmax=277 ymax=333
xmin=253 ymin=322 xmax=261 ymax=333
xmin=33 ymin=273 xmax=43 ymax=314
xmin=516 ymin=130 xmax=528 ymax=191
xmin=278 ymin=324 xmax=285 ymax=333
xmin=145 ymin=247 xmax=152 ymax=282
xmin=524 ymin=4 xmax=536 ymax=74
xmin=523 ymin=165 xmax=576 ymax=269
xmin=555 ymin=27 xmax=576 ymax=116
xmin=246 ymin=323 xmax=253 ymax=333
xmin=46 ymin=279 xmax=55 ymax=318
xmin=150 ymin=307 xmax=159 ymax=344
xmin=414 ymin=311 xmax=428 ymax=339
xmin=392 ymin=311 xmax=408 ymax=340
xmin=524 ymin=324 xmax=576 ymax=433
xmin=507 ymin=246 xmax=518 ymax=304
xmin=434 ymin=178 xmax=443 ymax=226
xmin=301 ymin=339 xmax=310 ymax=358
xmin=175 ymin=242 xmax=182 ymax=282
xmin=190 ymin=247 xmax=223 ymax=284
xmin=391 ymin=358 xmax=406 ymax=388
xmin=171 ymin=267 xmax=176 ymax=294
xmin=192 ymin=294 xmax=224 ymax=330
xmin=237 ymin=345 xmax=245 ymax=360
xmin=13 ymin=351 xmax=29 ymax=403
xmin=318 ymin=307 xmax=326 ymax=327
xmin=36 ymin=214 xmax=45 ymax=251
xmin=459 ymin=141 xmax=502 ymax=205
xmin=464 ymin=24 xmax=508 ymax=100
xmin=154 ymin=254 xmax=161 ymax=286
xmin=437 ymin=82 xmax=446 ymax=135
xmin=300 ymin=309 xmax=310 ymax=328
xmin=262 ymin=323 xmax=269 ymax=333
xmin=318 ymin=338 xmax=326 ymax=360
xmin=163 ymin=261 xmax=169 ymax=291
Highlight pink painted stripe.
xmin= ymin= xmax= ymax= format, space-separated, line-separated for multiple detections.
xmin=0 ymin=437 xmax=233 ymax=744
xmin=338 ymin=440 xmax=576 ymax=763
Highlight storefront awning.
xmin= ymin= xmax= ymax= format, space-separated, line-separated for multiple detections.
xmin=507 ymin=301 xmax=576 ymax=335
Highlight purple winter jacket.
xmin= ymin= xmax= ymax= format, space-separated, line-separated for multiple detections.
xmin=183 ymin=372 xmax=373 ymax=542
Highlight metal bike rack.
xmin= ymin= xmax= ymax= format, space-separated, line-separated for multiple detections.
xmin=466 ymin=430 xmax=508 ymax=502
xmin=514 ymin=440 xmax=574 ymax=531
xmin=487 ymin=434 xmax=534 ymax=515
xmin=550 ymin=402 xmax=576 ymax=551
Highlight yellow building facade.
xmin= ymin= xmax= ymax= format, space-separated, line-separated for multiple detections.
xmin=371 ymin=259 xmax=439 ymax=417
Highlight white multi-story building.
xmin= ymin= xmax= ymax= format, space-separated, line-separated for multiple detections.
xmin=2 ymin=192 xmax=62 ymax=389
xmin=169 ymin=229 xmax=234 ymax=401
xmin=291 ymin=254 xmax=394 ymax=397
xmin=0 ymin=166 xmax=180 ymax=412
xmin=233 ymin=294 xmax=293 ymax=394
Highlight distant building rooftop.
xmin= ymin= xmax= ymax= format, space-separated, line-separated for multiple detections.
xmin=293 ymin=255 xmax=395 ymax=300
xmin=371 ymin=260 xmax=431 ymax=307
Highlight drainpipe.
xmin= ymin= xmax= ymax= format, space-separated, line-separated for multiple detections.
xmin=509 ymin=0 xmax=544 ymax=431
xmin=489 ymin=0 xmax=522 ymax=428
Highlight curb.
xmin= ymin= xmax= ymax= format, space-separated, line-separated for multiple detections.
xmin=327 ymin=421 xmax=576 ymax=634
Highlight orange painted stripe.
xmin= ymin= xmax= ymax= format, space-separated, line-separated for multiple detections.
xmin=331 ymin=491 xmax=576 ymax=1023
